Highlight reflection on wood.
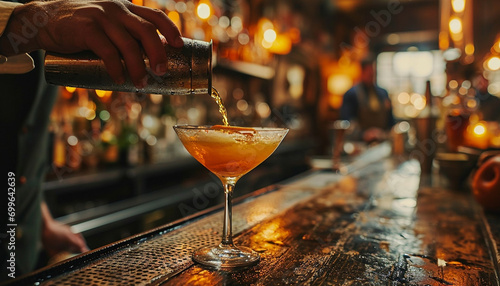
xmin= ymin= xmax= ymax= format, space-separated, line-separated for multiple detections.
xmin=167 ymin=159 xmax=499 ymax=285
xmin=7 ymin=144 xmax=500 ymax=285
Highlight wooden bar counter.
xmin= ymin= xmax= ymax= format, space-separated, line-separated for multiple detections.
xmin=5 ymin=143 xmax=500 ymax=285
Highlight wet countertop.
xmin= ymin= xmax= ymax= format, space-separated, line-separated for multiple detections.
xmin=5 ymin=143 xmax=500 ymax=285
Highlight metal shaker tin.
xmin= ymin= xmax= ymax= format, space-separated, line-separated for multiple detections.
xmin=44 ymin=37 xmax=212 ymax=95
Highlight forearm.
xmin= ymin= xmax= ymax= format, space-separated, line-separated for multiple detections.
xmin=0 ymin=1 xmax=43 ymax=56
xmin=40 ymin=201 xmax=53 ymax=228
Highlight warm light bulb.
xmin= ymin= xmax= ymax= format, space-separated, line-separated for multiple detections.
xmin=465 ymin=43 xmax=474 ymax=55
xmin=263 ymin=29 xmax=277 ymax=43
xmin=451 ymin=0 xmax=465 ymax=13
xmin=95 ymin=90 xmax=111 ymax=97
xmin=197 ymin=3 xmax=211 ymax=20
xmin=449 ymin=17 xmax=462 ymax=34
xmin=397 ymin=92 xmax=410 ymax=105
xmin=473 ymin=123 xmax=486 ymax=136
xmin=487 ymin=56 xmax=500 ymax=71
xmin=65 ymin=86 xmax=77 ymax=93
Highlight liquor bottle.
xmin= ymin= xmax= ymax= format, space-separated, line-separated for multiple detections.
xmin=444 ymin=83 xmax=470 ymax=152
xmin=44 ymin=38 xmax=212 ymax=96
xmin=414 ymin=80 xmax=437 ymax=174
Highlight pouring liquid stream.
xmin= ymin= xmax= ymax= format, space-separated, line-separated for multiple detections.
xmin=210 ymin=87 xmax=229 ymax=126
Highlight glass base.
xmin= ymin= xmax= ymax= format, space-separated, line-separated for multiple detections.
xmin=192 ymin=245 xmax=260 ymax=269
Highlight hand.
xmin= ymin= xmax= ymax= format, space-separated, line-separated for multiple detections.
xmin=0 ymin=0 xmax=183 ymax=88
xmin=41 ymin=202 xmax=89 ymax=257
xmin=42 ymin=219 xmax=89 ymax=257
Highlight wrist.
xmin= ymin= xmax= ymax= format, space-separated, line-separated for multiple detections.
xmin=41 ymin=201 xmax=54 ymax=228
xmin=0 ymin=2 xmax=43 ymax=56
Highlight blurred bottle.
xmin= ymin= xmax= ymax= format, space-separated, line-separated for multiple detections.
xmin=444 ymin=83 xmax=470 ymax=152
xmin=414 ymin=80 xmax=438 ymax=174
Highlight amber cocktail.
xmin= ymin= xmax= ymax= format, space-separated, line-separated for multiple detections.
xmin=174 ymin=125 xmax=288 ymax=269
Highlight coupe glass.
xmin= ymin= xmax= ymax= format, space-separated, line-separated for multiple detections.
xmin=174 ymin=125 xmax=288 ymax=269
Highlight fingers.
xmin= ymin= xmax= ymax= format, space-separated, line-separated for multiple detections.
xmin=96 ymin=16 xmax=150 ymax=87
xmin=121 ymin=15 xmax=168 ymax=77
xmin=91 ymin=2 xmax=183 ymax=87
xmin=85 ymin=30 xmax=127 ymax=85
xmin=129 ymin=5 xmax=183 ymax=48
xmin=70 ymin=232 xmax=90 ymax=253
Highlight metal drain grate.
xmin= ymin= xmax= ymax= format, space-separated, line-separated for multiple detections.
xmin=38 ymin=180 xmax=323 ymax=286
xmin=44 ymin=219 xmax=221 ymax=286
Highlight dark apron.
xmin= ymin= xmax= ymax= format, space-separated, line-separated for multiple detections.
xmin=355 ymin=84 xmax=390 ymax=131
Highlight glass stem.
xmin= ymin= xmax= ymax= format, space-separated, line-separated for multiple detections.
xmin=221 ymin=182 xmax=235 ymax=247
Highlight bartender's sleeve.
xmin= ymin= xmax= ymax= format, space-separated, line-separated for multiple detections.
xmin=0 ymin=1 xmax=35 ymax=74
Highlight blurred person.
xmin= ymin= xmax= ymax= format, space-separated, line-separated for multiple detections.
xmin=340 ymin=56 xmax=395 ymax=143
xmin=0 ymin=0 xmax=183 ymax=281
xmin=473 ymin=73 xmax=500 ymax=122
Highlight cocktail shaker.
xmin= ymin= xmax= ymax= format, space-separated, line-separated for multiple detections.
xmin=44 ymin=37 xmax=212 ymax=95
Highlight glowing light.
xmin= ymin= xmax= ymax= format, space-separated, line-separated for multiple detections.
xmin=263 ymin=29 xmax=277 ymax=43
xmin=130 ymin=103 xmax=142 ymax=114
xmin=231 ymin=16 xmax=243 ymax=33
xmin=452 ymin=0 xmax=465 ymax=13
xmin=443 ymin=48 xmax=461 ymax=61
xmin=261 ymin=39 xmax=272 ymax=49
xmin=219 ymin=16 xmax=230 ymax=28
xmin=78 ymin=107 xmax=88 ymax=117
xmin=488 ymin=82 xmax=500 ymax=95
xmin=413 ymin=97 xmax=426 ymax=111
xmin=96 ymin=90 xmax=112 ymax=98
xmin=270 ymin=34 xmax=292 ymax=55
xmin=175 ymin=2 xmax=187 ymax=13
xmin=404 ymin=105 xmax=419 ymax=118
xmin=258 ymin=18 xmax=274 ymax=31
xmin=393 ymin=51 xmax=433 ymax=77
xmin=410 ymin=93 xmax=422 ymax=105
xmin=458 ymin=87 xmax=468 ymax=96
xmin=101 ymin=130 xmax=114 ymax=142
xmin=466 ymin=98 xmax=477 ymax=109
xmin=449 ymin=17 xmax=462 ymax=34
xmin=256 ymin=102 xmax=271 ymax=118
xmin=344 ymin=142 xmax=355 ymax=154
xmin=397 ymin=121 xmax=411 ymax=133
xmin=67 ymin=135 xmax=78 ymax=146
xmin=196 ymin=3 xmax=211 ymax=20
xmin=65 ymin=86 xmax=76 ymax=93
xmin=397 ymin=92 xmax=410 ymax=104
xmin=449 ymin=80 xmax=459 ymax=89
xmin=85 ymin=110 xmax=96 ymax=120
xmin=236 ymin=99 xmax=249 ymax=112
xmin=208 ymin=15 xmax=218 ymax=26
xmin=328 ymin=94 xmax=343 ymax=109
xmin=167 ymin=11 xmax=181 ymax=28
xmin=238 ymin=33 xmax=250 ymax=45
xmin=99 ymin=110 xmax=111 ymax=121
xmin=150 ymin=93 xmax=163 ymax=104
xmin=465 ymin=43 xmax=474 ymax=55
xmin=146 ymin=135 xmax=157 ymax=146
xmin=142 ymin=115 xmax=155 ymax=129
xmin=473 ymin=123 xmax=486 ymax=136
xmin=439 ymin=31 xmax=450 ymax=50
xmin=327 ymin=74 xmax=352 ymax=96
xmin=461 ymin=80 xmax=471 ymax=89
xmin=387 ymin=33 xmax=400 ymax=45
xmin=487 ymin=56 xmax=500 ymax=71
